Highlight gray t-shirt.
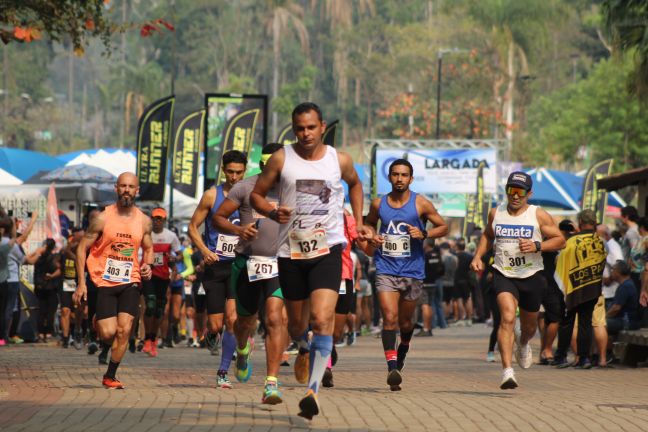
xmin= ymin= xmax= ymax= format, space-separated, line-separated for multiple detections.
xmin=0 ymin=237 xmax=12 ymax=283
xmin=8 ymin=243 xmax=25 ymax=283
xmin=623 ymin=225 xmax=641 ymax=261
xmin=227 ymin=175 xmax=280 ymax=257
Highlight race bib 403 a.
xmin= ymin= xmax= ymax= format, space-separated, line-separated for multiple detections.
xmin=102 ymin=259 xmax=133 ymax=283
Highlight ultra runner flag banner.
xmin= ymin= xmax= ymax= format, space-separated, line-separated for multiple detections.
xmin=582 ymin=159 xmax=613 ymax=224
xmin=137 ymin=95 xmax=175 ymax=201
xmin=370 ymin=143 xmax=379 ymax=199
xmin=172 ymin=110 xmax=205 ymax=198
xmin=204 ymin=94 xmax=267 ymax=189
xmin=276 ymin=123 xmax=296 ymax=145
xmin=323 ymin=119 xmax=339 ymax=146
xmin=463 ymin=161 xmax=487 ymax=238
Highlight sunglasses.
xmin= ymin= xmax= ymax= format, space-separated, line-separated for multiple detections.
xmin=506 ymin=186 xmax=529 ymax=197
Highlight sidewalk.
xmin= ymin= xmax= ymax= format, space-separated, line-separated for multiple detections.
xmin=1 ymin=325 xmax=647 ymax=431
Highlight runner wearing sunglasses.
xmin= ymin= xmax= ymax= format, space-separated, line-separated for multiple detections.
xmin=470 ymin=171 xmax=564 ymax=389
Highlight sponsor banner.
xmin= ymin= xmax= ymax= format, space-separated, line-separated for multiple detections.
xmin=46 ymin=183 xmax=63 ymax=251
xmin=375 ymin=148 xmax=497 ymax=195
xmin=204 ymin=94 xmax=267 ymax=189
xmin=463 ymin=161 xmax=490 ymax=237
xmin=583 ymin=159 xmax=613 ymax=224
xmin=136 ymin=95 xmax=175 ymax=201
xmin=172 ymin=110 xmax=205 ymax=198
xmin=323 ymin=120 xmax=339 ymax=147
xmin=370 ymin=143 xmax=379 ymax=199
xmin=276 ymin=123 xmax=295 ymax=145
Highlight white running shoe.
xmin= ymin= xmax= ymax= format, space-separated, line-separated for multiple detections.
xmin=500 ymin=367 xmax=518 ymax=389
xmin=515 ymin=343 xmax=533 ymax=369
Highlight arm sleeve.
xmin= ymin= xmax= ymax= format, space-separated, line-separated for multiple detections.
xmin=180 ymin=248 xmax=195 ymax=278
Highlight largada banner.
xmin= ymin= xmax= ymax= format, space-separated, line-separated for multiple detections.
xmin=375 ymin=148 xmax=497 ymax=195
xmin=137 ymin=95 xmax=175 ymax=201
xmin=582 ymin=159 xmax=613 ymax=224
xmin=172 ymin=110 xmax=205 ymax=198
xmin=204 ymin=94 xmax=267 ymax=189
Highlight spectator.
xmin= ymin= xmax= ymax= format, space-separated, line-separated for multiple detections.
xmin=0 ymin=215 xmax=17 ymax=346
xmin=597 ymin=224 xmax=624 ymax=306
xmin=620 ymin=206 xmax=640 ymax=262
xmin=453 ymin=239 xmax=474 ymax=326
xmin=354 ymin=247 xmax=374 ymax=336
xmin=554 ymin=210 xmax=606 ymax=369
xmin=607 ymin=260 xmax=641 ymax=336
xmin=417 ymin=240 xmax=445 ymax=336
xmin=34 ymin=239 xmax=61 ymax=343
xmin=628 ymin=217 xmax=648 ymax=293
xmin=439 ymin=242 xmax=457 ymax=323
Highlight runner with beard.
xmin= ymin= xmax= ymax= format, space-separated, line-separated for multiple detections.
xmin=73 ymin=172 xmax=153 ymax=389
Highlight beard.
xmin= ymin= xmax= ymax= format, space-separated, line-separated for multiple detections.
xmin=118 ymin=194 xmax=134 ymax=207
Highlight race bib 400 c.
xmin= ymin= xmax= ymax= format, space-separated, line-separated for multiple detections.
xmin=382 ymin=234 xmax=411 ymax=258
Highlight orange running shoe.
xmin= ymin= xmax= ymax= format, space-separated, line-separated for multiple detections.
xmin=102 ymin=376 xmax=125 ymax=389
xmin=149 ymin=343 xmax=158 ymax=358
xmin=142 ymin=339 xmax=151 ymax=354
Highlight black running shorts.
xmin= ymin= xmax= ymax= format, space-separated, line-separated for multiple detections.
xmin=143 ymin=276 xmax=169 ymax=302
xmin=541 ymin=278 xmax=565 ymax=324
xmin=202 ymin=260 xmax=235 ymax=315
xmin=231 ymin=255 xmax=283 ymax=317
xmin=493 ymin=270 xmax=546 ymax=313
xmin=96 ymin=283 xmax=140 ymax=320
xmin=278 ymin=244 xmax=343 ymax=301
xmin=335 ymin=280 xmax=354 ymax=314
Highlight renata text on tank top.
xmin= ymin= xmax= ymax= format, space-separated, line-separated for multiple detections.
xmin=86 ymin=204 xmax=145 ymax=287
xmin=374 ymin=192 xmax=426 ymax=280
xmin=277 ymin=144 xmax=346 ymax=259
xmin=203 ymin=184 xmax=240 ymax=261
xmin=492 ymin=204 xmax=544 ymax=278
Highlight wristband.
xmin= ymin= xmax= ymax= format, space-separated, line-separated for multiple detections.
xmin=534 ymin=241 xmax=542 ymax=252
xmin=268 ymin=209 xmax=279 ymax=221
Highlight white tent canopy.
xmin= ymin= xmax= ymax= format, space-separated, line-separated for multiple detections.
xmin=0 ymin=168 xmax=22 ymax=186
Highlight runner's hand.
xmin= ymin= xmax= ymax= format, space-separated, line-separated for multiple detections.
xmin=275 ymin=206 xmax=293 ymax=224
xmin=518 ymin=238 xmax=536 ymax=253
xmin=407 ymin=224 xmax=426 ymax=240
xmin=640 ymin=290 xmax=648 ymax=307
xmin=73 ymin=284 xmax=87 ymax=306
xmin=239 ymin=223 xmax=258 ymax=241
xmin=203 ymin=250 xmax=220 ymax=265
xmin=141 ymin=263 xmax=153 ymax=280
xmin=357 ymin=224 xmax=375 ymax=242
xmin=470 ymin=257 xmax=484 ymax=273
xmin=369 ymin=234 xmax=385 ymax=248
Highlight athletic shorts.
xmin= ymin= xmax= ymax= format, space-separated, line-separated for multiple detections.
xmin=143 ymin=276 xmax=169 ymax=302
xmin=452 ymin=280 xmax=472 ymax=301
xmin=96 ymin=283 xmax=140 ymax=320
xmin=335 ymin=280 xmax=354 ymax=314
xmin=442 ymin=284 xmax=453 ymax=303
xmin=185 ymin=286 xmax=195 ymax=308
xmin=356 ymin=279 xmax=372 ymax=297
xmin=170 ymin=283 xmax=184 ymax=296
xmin=202 ymin=260 xmax=235 ymax=315
xmin=375 ymin=274 xmax=423 ymax=302
xmin=493 ymin=270 xmax=546 ymax=313
xmin=418 ymin=284 xmax=435 ymax=306
xmin=278 ymin=244 xmax=343 ymax=301
xmin=231 ymin=255 xmax=283 ymax=316
xmin=192 ymin=282 xmax=206 ymax=314
xmin=59 ymin=279 xmax=76 ymax=309
xmin=541 ymin=280 xmax=565 ymax=324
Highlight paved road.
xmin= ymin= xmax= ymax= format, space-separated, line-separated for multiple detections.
xmin=1 ymin=325 xmax=647 ymax=431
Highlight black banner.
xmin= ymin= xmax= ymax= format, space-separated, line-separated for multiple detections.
xmin=172 ymin=110 xmax=204 ymax=198
xmin=370 ymin=143 xmax=379 ymax=199
xmin=215 ymin=108 xmax=261 ymax=184
xmin=463 ymin=161 xmax=487 ymax=238
xmin=276 ymin=123 xmax=296 ymax=145
xmin=136 ymin=95 xmax=175 ymax=201
xmin=583 ymin=159 xmax=613 ymax=224
xmin=323 ymin=119 xmax=339 ymax=146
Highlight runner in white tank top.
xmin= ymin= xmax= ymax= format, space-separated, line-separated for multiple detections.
xmin=250 ymin=102 xmax=372 ymax=420
xmin=470 ymin=171 xmax=564 ymax=390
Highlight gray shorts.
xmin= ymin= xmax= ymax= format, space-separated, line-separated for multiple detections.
xmin=356 ymin=279 xmax=372 ymax=297
xmin=375 ymin=274 xmax=423 ymax=301
xmin=418 ymin=284 xmax=435 ymax=306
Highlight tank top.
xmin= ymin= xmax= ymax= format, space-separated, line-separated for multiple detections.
xmin=203 ymin=184 xmax=240 ymax=261
xmin=277 ymin=144 xmax=346 ymax=258
xmin=152 ymin=228 xmax=180 ymax=280
xmin=492 ymin=204 xmax=544 ymax=278
xmin=374 ymin=192 xmax=425 ymax=280
xmin=87 ymin=204 xmax=145 ymax=287
xmin=62 ymin=255 xmax=77 ymax=280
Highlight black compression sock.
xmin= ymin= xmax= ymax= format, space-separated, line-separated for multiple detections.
xmin=105 ymin=360 xmax=119 ymax=379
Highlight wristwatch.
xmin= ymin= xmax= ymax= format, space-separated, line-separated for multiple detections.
xmin=268 ymin=208 xmax=278 ymax=222
xmin=534 ymin=241 xmax=542 ymax=252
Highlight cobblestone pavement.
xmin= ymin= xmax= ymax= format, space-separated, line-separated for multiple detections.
xmin=1 ymin=325 xmax=647 ymax=432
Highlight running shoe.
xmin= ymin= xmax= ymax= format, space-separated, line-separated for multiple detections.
xmin=149 ymin=343 xmax=158 ymax=358
xmin=297 ymin=389 xmax=320 ymax=420
xmin=261 ymin=379 xmax=283 ymax=405
xmin=87 ymin=341 xmax=98 ymax=355
xmin=500 ymin=368 xmax=518 ymax=390
xmin=217 ymin=373 xmax=233 ymax=389
xmin=98 ymin=348 xmax=109 ymax=365
xmin=322 ymin=367 xmax=334 ymax=388
xmin=387 ymin=369 xmax=402 ymax=391
xmin=346 ymin=332 xmax=356 ymax=346
xmin=142 ymin=339 xmax=152 ymax=354
xmin=486 ymin=351 xmax=496 ymax=363
xmin=62 ymin=338 xmax=69 ymax=349
xmin=415 ymin=330 xmax=433 ymax=337
xmin=102 ymin=376 xmax=125 ymax=389
xmin=9 ymin=336 xmax=24 ymax=344
xmin=335 ymin=339 xmax=346 ymax=348
xmin=360 ymin=327 xmax=372 ymax=336
xmin=207 ymin=333 xmax=221 ymax=356
xmin=190 ymin=339 xmax=200 ymax=348
xmin=235 ymin=341 xmax=253 ymax=383
xmin=574 ymin=358 xmax=593 ymax=369
xmin=137 ymin=340 xmax=144 ymax=352
xmin=515 ymin=343 xmax=533 ymax=369
xmin=128 ymin=339 xmax=136 ymax=353
xmin=73 ymin=333 xmax=83 ymax=350
xmin=294 ymin=351 xmax=310 ymax=384
xmin=0 ymin=339 xmax=6 ymax=347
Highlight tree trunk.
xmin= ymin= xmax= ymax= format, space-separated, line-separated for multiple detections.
xmin=68 ymin=44 xmax=74 ymax=143
xmin=119 ymin=0 xmax=128 ymax=149
xmin=272 ymin=13 xmax=280 ymax=140
xmin=504 ymin=39 xmax=515 ymax=144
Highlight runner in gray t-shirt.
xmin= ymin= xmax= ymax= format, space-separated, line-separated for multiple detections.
xmin=212 ymin=143 xmax=285 ymax=406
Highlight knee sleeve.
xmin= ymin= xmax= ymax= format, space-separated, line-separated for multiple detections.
xmin=155 ymin=297 xmax=166 ymax=319
xmin=145 ymin=295 xmax=156 ymax=317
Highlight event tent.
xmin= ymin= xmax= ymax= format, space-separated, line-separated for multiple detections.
xmin=58 ymin=148 xmax=137 ymax=178
xmin=0 ymin=148 xmax=64 ymax=181
xmin=526 ymin=168 xmax=625 ymax=211
xmin=0 ymin=167 xmax=22 ymax=185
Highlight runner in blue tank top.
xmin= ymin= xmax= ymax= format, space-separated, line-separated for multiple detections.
xmin=365 ymin=158 xmax=448 ymax=391
xmin=188 ymin=150 xmax=245 ymax=389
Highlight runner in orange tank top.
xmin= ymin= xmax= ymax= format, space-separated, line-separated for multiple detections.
xmin=74 ymin=172 xmax=153 ymax=389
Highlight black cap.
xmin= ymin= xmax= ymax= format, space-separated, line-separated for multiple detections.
xmin=506 ymin=171 xmax=532 ymax=191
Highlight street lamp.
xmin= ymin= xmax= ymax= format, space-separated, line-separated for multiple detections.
xmin=435 ymin=48 xmax=467 ymax=139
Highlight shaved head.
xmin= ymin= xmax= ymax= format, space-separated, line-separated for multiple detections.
xmin=117 ymin=172 xmax=139 ymax=186
xmin=115 ymin=172 xmax=139 ymax=208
